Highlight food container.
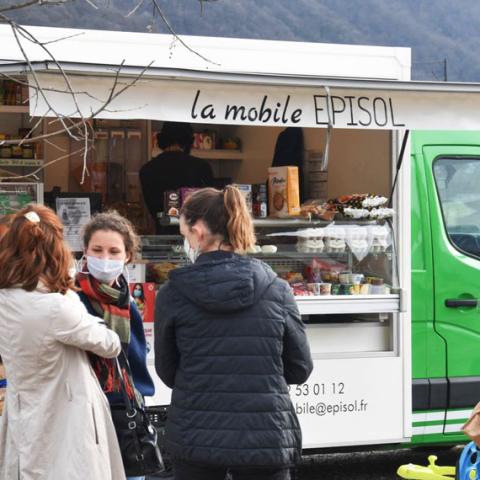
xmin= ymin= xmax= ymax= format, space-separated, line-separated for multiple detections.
xmin=323 ymin=227 xmax=346 ymax=253
xmin=371 ymin=225 xmax=390 ymax=253
xmin=360 ymin=283 xmax=370 ymax=295
xmin=350 ymin=273 xmax=365 ymax=285
xmin=246 ymin=245 xmax=262 ymax=254
xmin=331 ymin=284 xmax=341 ymax=295
xmin=307 ymin=283 xmax=321 ymax=295
xmin=370 ymin=285 xmax=386 ymax=295
xmin=319 ymin=283 xmax=332 ymax=295
xmin=339 ymin=271 xmax=352 ymax=284
xmin=11 ymin=137 xmax=22 ymax=158
xmin=22 ymin=144 xmax=34 ymax=159
xmin=340 ymin=283 xmax=354 ymax=295
xmin=252 ymin=184 xmax=268 ymax=218
xmin=351 ymin=284 xmax=361 ymax=295
xmin=0 ymin=145 xmax=11 ymax=158
xmin=296 ymin=236 xmax=324 ymax=253
xmin=261 ymin=244 xmax=277 ymax=254
xmin=321 ymin=270 xmax=339 ymax=283
xmin=368 ymin=277 xmax=385 ymax=294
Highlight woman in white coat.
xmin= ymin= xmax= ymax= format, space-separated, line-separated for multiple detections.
xmin=0 ymin=204 xmax=126 ymax=480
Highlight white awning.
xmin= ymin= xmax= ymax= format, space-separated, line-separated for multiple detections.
xmin=24 ymin=67 xmax=480 ymax=131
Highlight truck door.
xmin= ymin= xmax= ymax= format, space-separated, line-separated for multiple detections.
xmin=424 ymin=145 xmax=480 ymax=433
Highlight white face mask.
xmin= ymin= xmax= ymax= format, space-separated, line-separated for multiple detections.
xmin=86 ymin=255 xmax=125 ymax=283
xmin=183 ymin=238 xmax=200 ymax=264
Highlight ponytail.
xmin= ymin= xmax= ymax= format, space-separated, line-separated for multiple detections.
xmin=223 ymin=185 xmax=256 ymax=253
xmin=180 ymin=186 xmax=256 ymax=253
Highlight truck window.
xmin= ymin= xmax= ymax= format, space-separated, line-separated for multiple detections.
xmin=433 ymin=157 xmax=480 ymax=259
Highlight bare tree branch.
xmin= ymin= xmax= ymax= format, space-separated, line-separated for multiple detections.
xmin=0 ymin=0 xmax=70 ymax=13
xmin=150 ymin=0 xmax=220 ymax=66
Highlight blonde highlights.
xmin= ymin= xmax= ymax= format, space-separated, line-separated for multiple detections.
xmin=223 ymin=186 xmax=256 ymax=253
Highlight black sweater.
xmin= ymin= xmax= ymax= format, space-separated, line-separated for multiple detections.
xmin=139 ymin=151 xmax=214 ymax=222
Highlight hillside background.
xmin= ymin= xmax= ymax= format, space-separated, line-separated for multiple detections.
xmin=6 ymin=0 xmax=480 ymax=81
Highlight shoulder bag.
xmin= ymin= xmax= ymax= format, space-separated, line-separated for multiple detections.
xmin=111 ymin=353 xmax=165 ymax=476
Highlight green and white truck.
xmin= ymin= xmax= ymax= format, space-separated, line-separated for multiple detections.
xmin=2 ymin=24 xmax=480 ymax=451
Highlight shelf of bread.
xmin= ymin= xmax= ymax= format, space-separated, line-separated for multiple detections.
xmin=0 ymin=158 xmax=43 ymax=167
xmin=191 ymin=149 xmax=244 ymax=160
xmin=296 ymin=294 xmax=401 ymax=315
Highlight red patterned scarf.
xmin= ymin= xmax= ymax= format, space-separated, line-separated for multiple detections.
xmin=77 ymin=272 xmax=136 ymax=399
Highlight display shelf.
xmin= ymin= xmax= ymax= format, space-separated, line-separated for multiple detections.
xmin=249 ymin=251 xmax=351 ymax=259
xmin=295 ymin=294 xmax=400 ymax=315
xmin=191 ymin=149 xmax=244 ymax=160
xmin=0 ymin=105 xmax=29 ymax=113
xmin=0 ymin=159 xmax=43 ymax=167
xmin=157 ymin=214 xmax=380 ymax=228
xmin=158 ymin=215 xmax=328 ymax=228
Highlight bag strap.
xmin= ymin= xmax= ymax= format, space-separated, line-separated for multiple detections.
xmin=114 ymin=351 xmax=143 ymax=415
xmin=114 ymin=353 xmax=149 ymax=464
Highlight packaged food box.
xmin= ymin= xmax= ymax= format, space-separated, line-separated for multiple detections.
xmin=193 ymin=131 xmax=215 ymax=150
xmin=232 ymin=184 xmax=252 ymax=213
xmin=180 ymin=187 xmax=201 ymax=206
xmin=268 ymin=166 xmax=300 ymax=218
xmin=164 ymin=190 xmax=180 ymax=216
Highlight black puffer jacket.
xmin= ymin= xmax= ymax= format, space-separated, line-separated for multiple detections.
xmin=154 ymin=251 xmax=313 ymax=468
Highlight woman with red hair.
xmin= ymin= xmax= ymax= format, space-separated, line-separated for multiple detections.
xmin=0 ymin=214 xmax=11 ymax=239
xmin=0 ymin=204 xmax=126 ymax=480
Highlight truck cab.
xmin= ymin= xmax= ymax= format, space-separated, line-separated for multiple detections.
xmin=412 ymin=131 xmax=480 ymax=445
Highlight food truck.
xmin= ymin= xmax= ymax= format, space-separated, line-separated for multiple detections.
xmin=1 ymin=24 xmax=480 ymax=451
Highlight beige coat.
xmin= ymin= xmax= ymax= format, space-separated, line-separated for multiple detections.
xmin=0 ymin=286 xmax=127 ymax=480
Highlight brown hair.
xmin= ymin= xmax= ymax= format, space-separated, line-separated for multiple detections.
xmin=180 ymin=185 xmax=256 ymax=253
xmin=0 ymin=204 xmax=74 ymax=294
xmin=82 ymin=210 xmax=140 ymax=262
xmin=0 ymin=214 xmax=12 ymax=239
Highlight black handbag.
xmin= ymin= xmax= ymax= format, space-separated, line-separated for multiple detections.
xmin=111 ymin=355 xmax=165 ymax=476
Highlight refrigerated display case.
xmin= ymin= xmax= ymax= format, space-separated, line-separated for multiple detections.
xmin=139 ymin=210 xmax=405 ymax=448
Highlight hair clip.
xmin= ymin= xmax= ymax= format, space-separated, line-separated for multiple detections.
xmin=24 ymin=211 xmax=40 ymax=223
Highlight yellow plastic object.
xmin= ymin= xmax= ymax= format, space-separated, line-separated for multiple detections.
xmin=397 ymin=455 xmax=456 ymax=480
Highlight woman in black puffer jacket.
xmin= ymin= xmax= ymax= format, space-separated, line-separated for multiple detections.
xmin=154 ymin=186 xmax=313 ymax=480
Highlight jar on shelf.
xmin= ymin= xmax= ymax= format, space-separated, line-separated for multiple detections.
xmin=11 ymin=138 xmax=23 ymax=159
xmin=252 ymin=183 xmax=267 ymax=218
xmin=0 ymin=145 xmax=11 ymax=158
xmin=0 ymin=135 xmax=11 ymax=159
xmin=22 ymin=144 xmax=34 ymax=159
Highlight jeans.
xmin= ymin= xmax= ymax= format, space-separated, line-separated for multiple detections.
xmin=127 ymin=477 xmax=145 ymax=480
xmin=173 ymin=462 xmax=290 ymax=480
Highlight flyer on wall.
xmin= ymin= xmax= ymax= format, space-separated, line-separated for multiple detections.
xmin=55 ymin=197 xmax=91 ymax=252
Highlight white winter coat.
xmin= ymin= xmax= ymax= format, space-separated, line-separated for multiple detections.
xmin=0 ymin=286 xmax=126 ymax=480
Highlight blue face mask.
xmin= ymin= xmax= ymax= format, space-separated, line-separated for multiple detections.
xmin=133 ymin=289 xmax=142 ymax=298
xmin=86 ymin=255 xmax=125 ymax=283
